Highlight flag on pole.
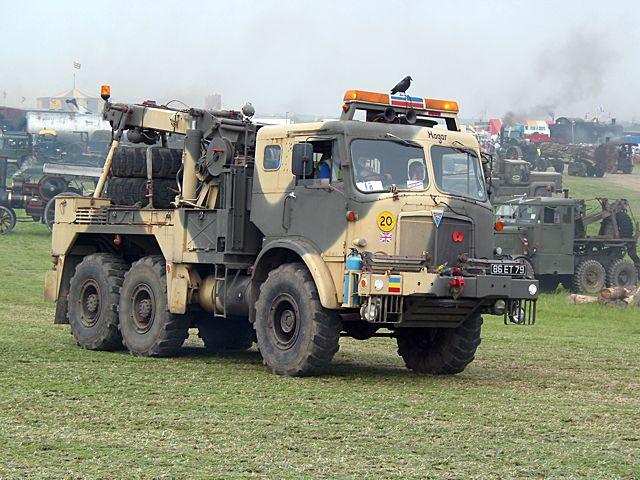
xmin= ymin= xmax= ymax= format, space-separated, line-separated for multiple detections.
xmin=73 ymin=61 xmax=81 ymax=69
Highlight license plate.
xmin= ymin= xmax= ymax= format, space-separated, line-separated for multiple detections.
xmin=491 ymin=263 xmax=525 ymax=276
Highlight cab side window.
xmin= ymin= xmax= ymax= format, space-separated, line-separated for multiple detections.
xmin=296 ymin=139 xmax=343 ymax=189
xmin=263 ymin=145 xmax=281 ymax=170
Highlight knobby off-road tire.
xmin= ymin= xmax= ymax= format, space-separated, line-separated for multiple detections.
xmin=606 ymin=259 xmax=638 ymax=288
xmin=111 ymin=146 xmax=182 ymax=179
xmin=119 ymin=256 xmax=190 ymax=357
xmin=396 ymin=314 xmax=483 ymax=375
xmin=198 ymin=316 xmax=254 ymax=352
xmin=254 ymin=263 xmax=341 ymax=376
xmin=67 ymin=253 xmax=128 ymax=350
xmin=572 ymin=259 xmax=606 ymax=293
xmin=616 ymin=211 xmax=634 ymax=239
xmin=108 ymin=177 xmax=176 ymax=209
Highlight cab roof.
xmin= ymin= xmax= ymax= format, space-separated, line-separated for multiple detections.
xmin=256 ymin=120 xmax=478 ymax=146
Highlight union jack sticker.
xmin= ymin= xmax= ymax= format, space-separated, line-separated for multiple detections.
xmin=379 ymin=232 xmax=393 ymax=243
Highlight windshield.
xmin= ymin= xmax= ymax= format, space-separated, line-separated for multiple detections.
xmin=497 ymin=204 xmax=540 ymax=223
xmin=431 ymin=145 xmax=486 ymax=201
xmin=350 ymin=139 xmax=427 ymax=193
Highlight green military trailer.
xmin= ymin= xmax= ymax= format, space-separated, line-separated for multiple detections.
xmin=495 ymin=196 xmax=639 ymax=292
xmin=44 ymin=86 xmax=539 ymax=377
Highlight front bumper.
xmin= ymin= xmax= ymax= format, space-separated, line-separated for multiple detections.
xmin=354 ymin=270 xmax=537 ymax=326
xmin=358 ymin=271 xmax=537 ymax=300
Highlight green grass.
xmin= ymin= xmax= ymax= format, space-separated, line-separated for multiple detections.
xmin=1 ymin=207 xmax=639 ymax=478
xmin=562 ymin=166 xmax=640 ymax=212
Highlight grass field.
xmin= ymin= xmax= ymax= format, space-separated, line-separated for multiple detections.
xmin=1 ymin=174 xmax=639 ymax=478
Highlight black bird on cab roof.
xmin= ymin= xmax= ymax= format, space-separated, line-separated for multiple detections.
xmin=390 ymin=76 xmax=412 ymax=95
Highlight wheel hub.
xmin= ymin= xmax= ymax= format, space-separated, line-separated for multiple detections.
xmin=270 ymin=293 xmax=300 ymax=350
xmin=131 ymin=284 xmax=155 ymax=333
xmin=280 ymin=310 xmax=296 ymax=333
xmin=79 ymin=280 xmax=101 ymax=327
xmin=137 ymin=298 xmax=152 ymax=319
xmin=85 ymin=293 xmax=99 ymax=313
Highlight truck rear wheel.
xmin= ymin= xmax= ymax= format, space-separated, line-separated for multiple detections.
xmin=119 ymin=256 xmax=190 ymax=357
xmin=572 ymin=259 xmax=606 ymax=293
xmin=197 ymin=316 xmax=254 ymax=352
xmin=67 ymin=253 xmax=127 ymax=350
xmin=254 ymin=263 xmax=341 ymax=376
xmin=396 ymin=314 xmax=483 ymax=375
xmin=606 ymin=259 xmax=638 ymax=288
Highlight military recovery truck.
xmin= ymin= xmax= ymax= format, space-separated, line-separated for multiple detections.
xmin=495 ymin=196 xmax=639 ymax=293
xmin=44 ymin=86 xmax=538 ymax=376
xmin=489 ymin=157 xmax=562 ymax=200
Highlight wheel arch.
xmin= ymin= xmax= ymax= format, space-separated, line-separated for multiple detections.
xmin=252 ymin=239 xmax=340 ymax=310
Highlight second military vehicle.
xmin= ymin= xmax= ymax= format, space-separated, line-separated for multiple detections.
xmin=495 ymin=196 xmax=639 ymax=292
xmin=489 ymin=156 xmax=562 ymax=201
xmin=44 ymin=86 xmax=538 ymax=377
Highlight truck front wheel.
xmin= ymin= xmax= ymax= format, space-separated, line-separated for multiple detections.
xmin=572 ymin=259 xmax=606 ymax=293
xmin=396 ymin=314 xmax=483 ymax=375
xmin=254 ymin=263 xmax=341 ymax=376
xmin=119 ymin=256 xmax=190 ymax=357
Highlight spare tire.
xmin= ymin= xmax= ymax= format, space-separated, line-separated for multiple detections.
xmin=616 ymin=211 xmax=634 ymax=239
xmin=108 ymin=177 xmax=176 ymax=208
xmin=111 ymin=146 xmax=182 ymax=179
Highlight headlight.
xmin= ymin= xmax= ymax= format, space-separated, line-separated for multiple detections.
xmin=528 ymin=283 xmax=538 ymax=296
xmin=493 ymin=299 xmax=506 ymax=315
xmin=360 ymin=302 xmax=378 ymax=322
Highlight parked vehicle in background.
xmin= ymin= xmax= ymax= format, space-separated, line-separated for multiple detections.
xmin=0 ymin=130 xmax=32 ymax=177
xmin=495 ymin=196 xmax=639 ymax=293
xmin=489 ymin=156 xmax=562 ymax=200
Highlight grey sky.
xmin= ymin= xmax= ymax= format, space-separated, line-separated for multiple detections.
xmin=1 ymin=0 xmax=638 ymax=121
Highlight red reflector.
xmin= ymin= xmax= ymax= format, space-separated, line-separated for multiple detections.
xmin=452 ymin=231 xmax=464 ymax=243
xmin=494 ymin=221 xmax=504 ymax=231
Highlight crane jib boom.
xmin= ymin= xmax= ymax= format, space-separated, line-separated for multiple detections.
xmin=94 ymin=101 xmax=256 ymax=200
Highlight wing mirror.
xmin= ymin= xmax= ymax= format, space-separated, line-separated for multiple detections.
xmin=292 ymin=143 xmax=314 ymax=178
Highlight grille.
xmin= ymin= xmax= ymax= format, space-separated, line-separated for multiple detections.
xmin=435 ymin=219 xmax=472 ymax=267
xmin=398 ymin=216 xmax=436 ymax=257
xmin=398 ymin=215 xmax=472 ymax=267
xmin=74 ymin=207 xmax=108 ymax=225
